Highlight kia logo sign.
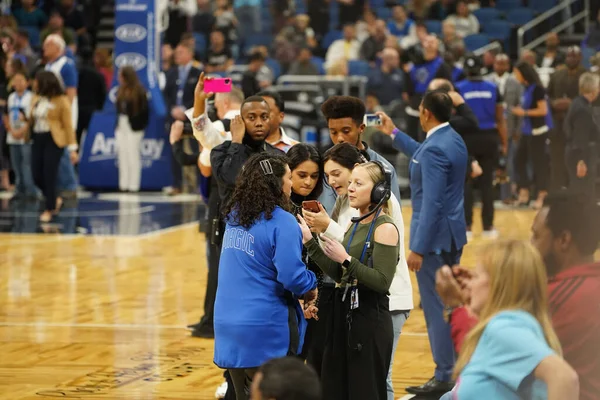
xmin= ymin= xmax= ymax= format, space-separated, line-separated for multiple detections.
xmin=114 ymin=53 xmax=147 ymax=71
xmin=115 ymin=24 xmax=147 ymax=42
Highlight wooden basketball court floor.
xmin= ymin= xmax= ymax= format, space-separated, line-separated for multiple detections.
xmin=0 ymin=200 xmax=537 ymax=400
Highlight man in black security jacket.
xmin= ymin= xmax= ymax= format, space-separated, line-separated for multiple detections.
xmin=211 ymin=96 xmax=284 ymax=201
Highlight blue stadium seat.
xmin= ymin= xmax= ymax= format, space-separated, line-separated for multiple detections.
xmin=348 ymin=60 xmax=370 ymax=76
xmin=464 ymin=34 xmax=490 ymax=52
xmin=425 ymin=20 xmax=442 ymax=35
xmin=482 ymin=20 xmax=511 ymax=50
xmin=376 ymin=7 xmax=392 ymax=21
xmin=506 ymin=8 xmax=535 ymax=25
xmin=243 ymin=33 xmax=273 ymax=53
xmin=473 ymin=8 xmax=502 ymax=24
xmin=311 ymin=56 xmax=326 ymax=75
xmin=582 ymin=46 xmax=595 ymax=69
xmin=322 ymin=30 xmax=343 ymax=49
xmin=529 ymin=0 xmax=557 ymax=13
xmin=22 ymin=26 xmax=40 ymax=48
xmin=266 ymin=58 xmax=282 ymax=79
xmin=495 ymin=0 xmax=522 ymax=12
xmin=192 ymin=33 xmax=206 ymax=56
xmin=369 ymin=0 xmax=386 ymax=8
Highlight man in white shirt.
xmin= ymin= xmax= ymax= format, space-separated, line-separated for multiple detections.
xmin=325 ymin=24 xmax=360 ymax=71
xmin=185 ymin=75 xmax=243 ymax=173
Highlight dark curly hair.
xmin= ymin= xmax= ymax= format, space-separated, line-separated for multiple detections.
xmin=321 ymin=95 xmax=366 ymax=126
xmin=223 ymin=153 xmax=291 ymax=229
xmin=287 ymin=143 xmax=324 ymax=200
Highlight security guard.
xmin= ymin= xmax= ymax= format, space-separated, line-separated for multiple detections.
xmin=455 ymin=55 xmax=508 ymax=239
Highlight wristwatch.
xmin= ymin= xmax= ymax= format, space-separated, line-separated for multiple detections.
xmin=342 ymin=257 xmax=351 ymax=268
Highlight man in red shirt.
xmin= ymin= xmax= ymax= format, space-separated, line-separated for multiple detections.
xmin=437 ymin=191 xmax=600 ymax=400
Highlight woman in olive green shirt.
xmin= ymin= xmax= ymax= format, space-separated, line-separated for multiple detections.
xmin=298 ymin=162 xmax=400 ymax=400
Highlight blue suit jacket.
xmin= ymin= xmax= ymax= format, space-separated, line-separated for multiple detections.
xmin=393 ymin=124 xmax=468 ymax=255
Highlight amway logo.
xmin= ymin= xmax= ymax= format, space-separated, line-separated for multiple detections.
xmin=115 ymin=24 xmax=147 ymax=43
xmin=91 ymin=133 xmax=164 ymax=160
xmin=115 ymin=53 xmax=147 ymax=71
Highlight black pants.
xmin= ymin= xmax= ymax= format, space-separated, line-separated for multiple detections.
xmin=228 ymin=368 xmax=258 ymax=400
xmin=171 ymin=134 xmax=198 ymax=189
xmin=566 ymin=149 xmax=598 ymax=199
xmin=515 ymin=133 xmax=549 ymax=192
xmin=31 ymin=133 xmax=63 ymax=212
xmin=321 ymin=287 xmax=393 ymax=400
xmin=463 ymin=133 xmax=498 ymax=230
xmin=301 ymin=284 xmax=335 ymax=377
xmin=549 ymin=125 xmax=569 ymax=190
xmin=202 ymin=188 xmax=222 ymax=326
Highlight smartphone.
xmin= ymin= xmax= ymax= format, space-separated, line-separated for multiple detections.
xmin=204 ymin=78 xmax=232 ymax=93
xmin=365 ymin=114 xmax=382 ymax=127
xmin=302 ymin=200 xmax=320 ymax=213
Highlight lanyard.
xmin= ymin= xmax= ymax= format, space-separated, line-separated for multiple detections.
xmin=345 ymin=208 xmax=382 ymax=264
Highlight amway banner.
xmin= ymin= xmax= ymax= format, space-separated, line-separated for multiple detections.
xmin=79 ymin=0 xmax=170 ymax=190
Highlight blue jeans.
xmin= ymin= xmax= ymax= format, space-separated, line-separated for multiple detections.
xmin=56 ymin=148 xmax=78 ymax=191
xmin=9 ymin=144 xmax=38 ymax=195
xmin=386 ymin=310 xmax=410 ymax=400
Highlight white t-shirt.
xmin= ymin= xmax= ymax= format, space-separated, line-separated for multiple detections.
xmin=6 ymin=90 xmax=33 ymax=145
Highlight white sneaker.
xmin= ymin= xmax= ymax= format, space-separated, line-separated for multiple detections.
xmin=466 ymin=231 xmax=474 ymax=242
xmin=215 ymin=381 xmax=228 ymax=399
xmin=482 ymin=229 xmax=499 ymax=240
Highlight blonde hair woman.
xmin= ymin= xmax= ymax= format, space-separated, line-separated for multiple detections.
xmin=445 ymin=240 xmax=579 ymax=399
xmin=298 ymin=161 xmax=401 ymax=400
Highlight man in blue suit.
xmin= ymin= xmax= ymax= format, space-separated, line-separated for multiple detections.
xmin=378 ymin=90 xmax=468 ymax=396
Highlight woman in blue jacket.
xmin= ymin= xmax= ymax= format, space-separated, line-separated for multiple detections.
xmin=214 ymin=153 xmax=318 ymax=400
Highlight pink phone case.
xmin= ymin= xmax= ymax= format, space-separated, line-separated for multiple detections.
xmin=204 ymin=78 xmax=232 ymax=93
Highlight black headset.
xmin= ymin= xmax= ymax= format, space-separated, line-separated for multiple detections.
xmin=370 ymin=160 xmax=392 ymax=205
xmin=351 ymin=160 xmax=392 ymax=223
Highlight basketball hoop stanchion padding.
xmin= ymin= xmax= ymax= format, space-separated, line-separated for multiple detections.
xmin=79 ymin=0 xmax=170 ymax=190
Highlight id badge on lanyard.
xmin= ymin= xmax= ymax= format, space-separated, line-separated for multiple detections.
xmin=342 ymin=209 xmax=381 ymax=309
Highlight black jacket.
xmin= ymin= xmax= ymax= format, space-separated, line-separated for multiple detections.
xmin=210 ymin=139 xmax=284 ymax=200
xmin=117 ymin=93 xmax=149 ymax=131
xmin=163 ymin=65 xmax=202 ymax=130
xmin=564 ymin=95 xmax=600 ymax=162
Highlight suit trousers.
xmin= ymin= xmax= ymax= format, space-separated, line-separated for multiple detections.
xmin=31 ymin=132 xmax=63 ymax=212
xmin=515 ymin=133 xmax=549 ymax=193
xmin=463 ymin=133 xmax=498 ymax=230
xmin=416 ymin=246 xmax=463 ymax=382
xmin=549 ymin=125 xmax=569 ymax=190
xmin=116 ymin=115 xmax=143 ymax=192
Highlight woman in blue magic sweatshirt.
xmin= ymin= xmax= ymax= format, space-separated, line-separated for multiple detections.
xmin=214 ymin=153 xmax=318 ymax=400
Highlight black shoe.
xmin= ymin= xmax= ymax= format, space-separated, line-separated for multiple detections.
xmin=191 ymin=324 xmax=214 ymax=339
xmin=187 ymin=320 xmax=203 ymax=330
xmin=406 ymin=377 xmax=454 ymax=395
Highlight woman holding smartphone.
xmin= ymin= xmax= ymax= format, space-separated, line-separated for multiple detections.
xmin=214 ymin=153 xmax=318 ymax=400
xmin=298 ymin=161 xmax=400 ymax=400
xmin=303 ymin=143 xmax=412 ymax=400
xmin=286 ymin=143 xmax=326 ymax=372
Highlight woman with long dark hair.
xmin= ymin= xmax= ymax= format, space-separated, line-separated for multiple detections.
xmin=286 ymin=143 xmax=325 ymax=371
xmin=214 ymin=153 xmax=318 ymax=400
xmin=511 ymin=61 xmax=553 ymax=209
xmin=115 ymin=66 xmax=149 ymax=192
xmin=29 ymin=71 xmax=78 ymax=222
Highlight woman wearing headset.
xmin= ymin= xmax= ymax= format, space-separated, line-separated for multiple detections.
xmin=303 ymin=143 xmax=413 ymax=400
xmin=298 ymin=161 xmax=400 ymax=400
